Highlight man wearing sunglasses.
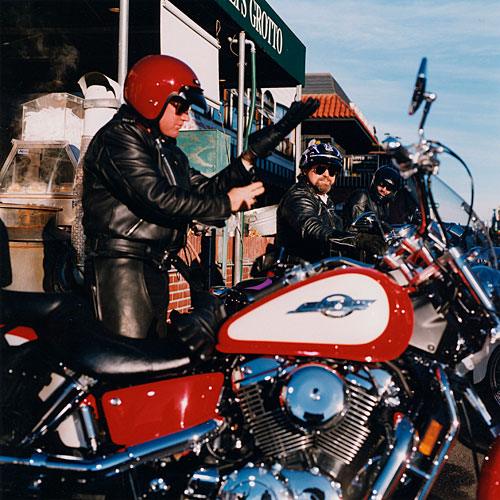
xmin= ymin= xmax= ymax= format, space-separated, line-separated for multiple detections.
xmin=275 ymin=142 xmax=386 ymax=264
xmin=342 ymin=165 xmax=402 ymax=231
xmin=82 ymin=54 xmax=318 ymax=342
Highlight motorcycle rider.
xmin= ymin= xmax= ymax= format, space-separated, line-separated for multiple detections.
xmin=275 ymin=141 xmax=387 ymax=264
xmin=343 ymin=165 xmax=402 ymax=230
xmin=83 ymin=54 xmax=318 ymax=340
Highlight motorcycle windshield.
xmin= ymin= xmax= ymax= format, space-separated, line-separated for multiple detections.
xmin=427 ymin=176 xmax=497 ymax=268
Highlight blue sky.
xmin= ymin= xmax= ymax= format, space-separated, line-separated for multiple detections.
xmin=269 ymin=0 xmax=500 ymax=222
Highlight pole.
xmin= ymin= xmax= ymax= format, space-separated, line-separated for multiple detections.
xmin=233 ymin=31 xmax=246 ymax=285
xmin=294 ymin=84 xmax=303 ymax=178
xmin=117 ymin=0 xmax=129 ymax=92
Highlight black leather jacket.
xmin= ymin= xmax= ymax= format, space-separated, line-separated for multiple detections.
xmin=342 ymin=189 xmax=389 ymax=229
xmin=83 ymin=105 xmax=254 ymax=256
xmin=275 ymin=175 xmax=355 ymax=263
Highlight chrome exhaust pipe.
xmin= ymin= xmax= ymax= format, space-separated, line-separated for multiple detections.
xmin=0 ymin=418 xmax=223 ymax=477
xmin=365 ymin=416 xmax=417 ymax=500
xmin=365 ymin=364 xmax=460 ymax=500
xmin=412 ymin=364 xmax=460 ymax=500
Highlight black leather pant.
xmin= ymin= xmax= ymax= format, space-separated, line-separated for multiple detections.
xmin=85 ymin=256 xmax=170 ymax=339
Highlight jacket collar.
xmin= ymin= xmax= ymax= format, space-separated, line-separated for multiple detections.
xmin=117 ymin=105 xmax=176 ymax=145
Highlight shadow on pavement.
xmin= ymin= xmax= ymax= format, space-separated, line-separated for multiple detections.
xmin=428 ymin=443 xmax=484 ymax=500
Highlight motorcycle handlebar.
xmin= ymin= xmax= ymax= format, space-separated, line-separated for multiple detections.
xmin=383 ymin=136 xmax=412 ymax=166
xmin=383 ymin=137 xmax=444 ymax=178
xmin=281 ymin=257 xmax=372 ymax=287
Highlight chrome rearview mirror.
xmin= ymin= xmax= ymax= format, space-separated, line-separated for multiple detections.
xmin=408 ymin=57 xmax=437 ymax=140
xmin=409 ymin=57 xmax=427 ymax=116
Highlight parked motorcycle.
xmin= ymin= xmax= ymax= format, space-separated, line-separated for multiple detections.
xmin=1 ymin=57 xmax=500 ymax=500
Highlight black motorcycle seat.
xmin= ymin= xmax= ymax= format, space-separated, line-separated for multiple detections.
xmin=1 ymin=290 xmax=190 ymax=378
xmin=1 ymin=289 xmax=68 ymax=323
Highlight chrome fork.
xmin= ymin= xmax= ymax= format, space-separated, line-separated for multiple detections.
xmin=406 ymin=364 xmax=460 ymax=500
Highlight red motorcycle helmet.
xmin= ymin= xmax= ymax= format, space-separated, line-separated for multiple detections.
xmin=123 ymin=55 xmax=207 ymax=122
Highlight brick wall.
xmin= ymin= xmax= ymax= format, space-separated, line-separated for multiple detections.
xmin=167 ymin=234 xmax=274 ymax=315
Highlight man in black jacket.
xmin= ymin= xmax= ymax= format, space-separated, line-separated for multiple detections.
xmin=275 ymin=142 xmax=386 ymax=264
xmin=83 ymin=54 xmax=318 ymax=340
xmin=342 ymin=165 xmax=402 ymax=231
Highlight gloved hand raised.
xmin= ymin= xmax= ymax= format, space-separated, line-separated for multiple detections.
xmin=247 ymin=98 xmax=320 ymax=159
xmin=355 ymin=233 xmax=388 ymax=257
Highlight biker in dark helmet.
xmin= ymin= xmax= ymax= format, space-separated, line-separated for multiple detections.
xmin=370 ymin=165 xmax=401 ymax=203
xmin=275 ymin=141 xmax=387 ymax=264
xmin=83 ymin=54 xmax=318 ymax=342
xmin=343 ymin=165 xmax=402 ymax=230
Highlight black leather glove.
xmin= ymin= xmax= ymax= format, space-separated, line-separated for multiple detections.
xmin=169 ymin=291 xmax=227 ymax=362
xmin=329 ymin=231 xmax=357 ymax=250
xmin=355 ymin=233 xmax=388 ymax=256
xmin=247 ymin=98 xmax=320 ymax=158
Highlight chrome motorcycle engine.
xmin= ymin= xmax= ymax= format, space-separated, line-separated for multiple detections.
xmin=218 ymin=465 xmax=343 ymax=499
xmin=230 ymin=357 xmax=402 ymax=487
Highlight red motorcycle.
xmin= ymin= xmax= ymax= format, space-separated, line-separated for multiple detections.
xmin=1 ymin=58 xmax=500 ymax=499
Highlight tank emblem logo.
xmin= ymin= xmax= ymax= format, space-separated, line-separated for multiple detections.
xmin=288 ymin=294 xmax=375 ymax=318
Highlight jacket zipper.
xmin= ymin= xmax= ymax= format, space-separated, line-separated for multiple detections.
xmin=156 ymin=138 xmax=178 ymax=186
xmin=125 ymin=219 xmax=144 ymax=237
xmin=124 ymin=139 xmax=178 ymax=238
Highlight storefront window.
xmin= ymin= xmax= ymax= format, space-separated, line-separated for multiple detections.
xmin=263 ymin=91 xmax=274 ymax=116
xmin=275 ymin=103 xmax=286 ymax=121
xmin=275 ymin=103 xmax=290 ymax=156
xmin=231 ymin=93 xmax=238 ymax=131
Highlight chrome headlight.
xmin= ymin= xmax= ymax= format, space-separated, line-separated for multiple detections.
xmin=472 ymin=265 xmax=500 ymax=311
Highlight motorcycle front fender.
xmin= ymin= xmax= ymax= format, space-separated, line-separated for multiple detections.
xmin=478 ymin=435 xmax=500 ymax=499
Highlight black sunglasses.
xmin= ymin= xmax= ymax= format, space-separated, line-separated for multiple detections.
xmin=378 ymin=179 xmax=396 ymax=191
xmin=312 ymin=164 xmax=338 ymax=176
xmin=170 ymin=99 xmax=191 ymax=115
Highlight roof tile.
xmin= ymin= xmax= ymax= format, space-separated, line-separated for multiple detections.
xmin=302 ymin=93 xmax=377 ymax=144
xmin=303 ymin=94 xmax=355 ymax=119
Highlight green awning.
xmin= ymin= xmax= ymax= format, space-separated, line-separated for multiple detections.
xmin=167 ymin=0 xmax=306 ymax=87
xmin=212 ymin=0 xmax=306 ymax=86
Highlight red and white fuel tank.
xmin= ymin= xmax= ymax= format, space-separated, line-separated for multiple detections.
xmin=217 ymin=267 xmax=414 ymax=362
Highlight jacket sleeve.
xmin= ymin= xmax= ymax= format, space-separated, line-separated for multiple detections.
xmin=281 ymin=190 xmax=346 ymax=244
xmin=343 ymin=189 xmax=371 ymax=229
xmin=176 ymin=145 xmax=256 ymax=225
xmin=88 ymin=124 xmax=233 ymax=227
xmin=188 ymin=156 xmax=255 ymax=196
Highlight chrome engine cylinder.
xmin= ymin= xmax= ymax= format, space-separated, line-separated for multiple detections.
xmin=232 ymin=358 xmax=390 ymax=477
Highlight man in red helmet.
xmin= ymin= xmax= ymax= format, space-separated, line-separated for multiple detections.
xmin=82 ymin=54 xmax=318 ymax=342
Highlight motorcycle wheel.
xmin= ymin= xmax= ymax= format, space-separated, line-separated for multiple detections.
xmin=459 ymin=348 xmax=500 ymax=455
xmin=481 ymin=344 xmax=500 ymax=422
